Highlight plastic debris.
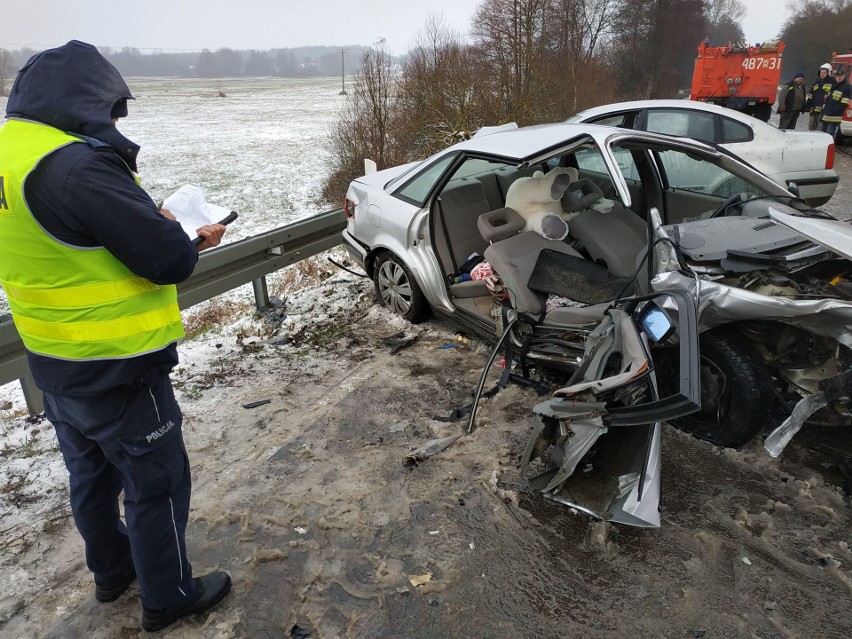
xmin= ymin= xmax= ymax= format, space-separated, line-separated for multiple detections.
xmin=294 ymin=527 xmax=308 ymax=535
xmin=404 ymin=434 xmax=462 ymax=466
xmin=290 ymin=624 xmax=313 ymax=638
xmin=742 ymin=556 xmax=752 ymax=566
xmin=242 ymin=399 xmax=271 ymax=409
xmin=409 ymin=572 xmax=433 ymax=587
xmin=384 ymin=330 xmax=420 ymax=355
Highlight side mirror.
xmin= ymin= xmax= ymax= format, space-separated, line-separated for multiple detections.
xmin=786 ymin=181 xmax=800 ymax=197
xmin=638 ymin=302 xmax=675 ymax=343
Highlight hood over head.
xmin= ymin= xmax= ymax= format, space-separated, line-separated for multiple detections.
xmin=5 ymin=40 xmax=140 ymax=171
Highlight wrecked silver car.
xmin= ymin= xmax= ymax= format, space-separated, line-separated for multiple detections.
xmin=342 ymin=123 xmax=852 ymax=526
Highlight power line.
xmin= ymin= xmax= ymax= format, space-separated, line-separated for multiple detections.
xmin=336 ymin=47 xmax=349 ymax=95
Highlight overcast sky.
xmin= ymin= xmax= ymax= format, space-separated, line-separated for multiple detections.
xmin=2 ymin=0 xmax=792 ymax=56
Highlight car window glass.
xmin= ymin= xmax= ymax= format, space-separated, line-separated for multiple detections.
xmin=721 ymin=116 xmax=752 ymax=143
xmin=646 ymin=110 xmax=715 ymax=143
xmin=656 ymin=149 xmax=763 ymax=198
xmin=572 ymin=145 xmax=622 ymax=197
xmin=590 ymin=113 xmax=631 ymax=128
xmin=395 ymin=154 xmax=457 ymax=205
xmin=448 ymin=158 xmax=510 ymax=181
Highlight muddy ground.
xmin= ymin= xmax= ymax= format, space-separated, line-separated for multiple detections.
xmin=2 ymin=147 xmax=852 ymax=639
xmin=2 ymin=263 xmax=851 ymax=639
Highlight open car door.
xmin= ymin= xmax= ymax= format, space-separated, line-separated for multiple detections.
xmin=520 ymin=289 xmax=700 ymax=527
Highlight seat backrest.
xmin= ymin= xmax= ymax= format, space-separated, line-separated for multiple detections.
xmin=476 ymin=173 xmax=504 ymax=211
xmin=495 ymin=166 xmax=539 ymax=202
xmin=484 ymin=232 xmax=584 ymax=316
xmin=568 ymin=203 xmax=647 ymax=277
xmin=434 ymin=180 xmax=491 ymax=274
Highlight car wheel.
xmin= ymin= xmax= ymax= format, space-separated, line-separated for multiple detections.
xmin=373 ymin=253 xmax=430 ymax=323
xmin=669 ymin=329 xmax=774 ymax=448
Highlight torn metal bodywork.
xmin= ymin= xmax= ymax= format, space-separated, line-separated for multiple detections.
xmin=650 ymin=206 xmax=852 ymax=444
xmin=520 ymin=294 xmax=699 ymax=528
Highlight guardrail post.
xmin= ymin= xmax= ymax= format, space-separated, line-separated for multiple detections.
xmin=0 ymin=207 xmax=346 ymax=416
xmin=252 ymin=277 xmax=270 ymax=310
xmin=20 ymin=373 xmax=44 ymax=415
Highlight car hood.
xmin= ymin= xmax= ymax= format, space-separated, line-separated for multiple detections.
xmin=769 ymin=209 xmax=852 ymax=261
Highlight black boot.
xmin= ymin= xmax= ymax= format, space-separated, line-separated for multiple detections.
xmin=95 ymin=566 xmax=137 ymax=603
xmin=141 ymin=571 xmax=232 ymax=632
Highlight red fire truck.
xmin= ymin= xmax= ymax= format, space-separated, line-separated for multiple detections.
xmin=690 ymin=40 xmax=785 ymax=122
xmin=830 ymin=52 xmax=852 ymax=142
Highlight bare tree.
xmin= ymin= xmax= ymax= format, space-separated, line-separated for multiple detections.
xmin=396 ymin=14 xmax=491 ymax=156
xmin=321 ymin=41 xmax=404 ymax=203
xmin=541 ymin=0 xmax=621 ymax=115
xmin=704 ymin=0 xmax=746 ymax=44
xmin=781 ymin=0 xmax=852 ymax=76
xmin=705 ymin=0 xmax=746 ymax=25
xmin=609 ymin=0 xmax=707 ymax=99
xmin=471 ymin=0 xmax=550 ymax=123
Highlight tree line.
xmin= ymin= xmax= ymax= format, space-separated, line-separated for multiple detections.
xmin=0 ymin=45 xmax=372 ymax=94
xmin=321 ymin=0 xmax=852 ymax=202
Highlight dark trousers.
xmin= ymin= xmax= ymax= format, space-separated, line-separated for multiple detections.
xmin=44 ymin=372 xmax=196 ymax=610
xmin=779 ymin=110 xmax=800 ymax=130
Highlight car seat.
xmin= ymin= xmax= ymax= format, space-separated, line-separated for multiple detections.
xmin=564 ymin=180 xmax=648 ymax=279
xmin=479 ymin=207 xmax=613 ymax=325
xmin=435 ymin=180 xmax=492 ymax=298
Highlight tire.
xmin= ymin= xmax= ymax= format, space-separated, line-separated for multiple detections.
xmin=751 ymin=103 xmax=772 ymax=123
xmin=373 ymin=253 xmax=431 ymax=323
xmin=669 ymin=329 xmax=774 ymax=448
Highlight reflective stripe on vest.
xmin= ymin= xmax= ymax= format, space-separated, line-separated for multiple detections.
xmin=0 ymin=119 xmax=184 ymax=360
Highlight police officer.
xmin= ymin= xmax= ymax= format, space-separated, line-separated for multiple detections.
xmin=0 ymin=41 xmax=230 ymax=632
xmin=806 ymin=63 xmax=836 ymax=131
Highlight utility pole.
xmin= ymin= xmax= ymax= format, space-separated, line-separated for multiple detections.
xmin=337 ymin=47 xmax=349 ymax=95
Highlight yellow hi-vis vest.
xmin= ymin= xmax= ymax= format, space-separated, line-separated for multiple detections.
xmin=0 ymin=118 xmax=184 ymax=360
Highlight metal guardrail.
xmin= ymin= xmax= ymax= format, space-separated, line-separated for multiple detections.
xmin=0 ymin=207 xmax=346 ymax=414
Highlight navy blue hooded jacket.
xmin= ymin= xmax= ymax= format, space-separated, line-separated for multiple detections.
xmin=4 ymin=40 xmax=198 ymax=395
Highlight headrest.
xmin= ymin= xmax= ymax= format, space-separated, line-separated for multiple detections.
xmin=478 ymin=207 xmax=527 ymax=242
xmin=561 ymin=178 xmax=604 ymax=212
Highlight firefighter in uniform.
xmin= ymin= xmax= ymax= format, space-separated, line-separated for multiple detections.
xmin=0 ymin=41 xmax=231 ymax=632
xmin=821 ymin=66 xmax=852 ymax=138
xmin=806 ymin=63 xmax=836 ymax=131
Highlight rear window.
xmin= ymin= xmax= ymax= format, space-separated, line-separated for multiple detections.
xmin=646 ymin=109 xmax=715 ymax=143
xmin=589 ymin=112 xmax=636 ymax=128
xmin=721 ymin=117 xmax=752 ymax=143
xmin=395 ymin=154 xmax=456 ymax=205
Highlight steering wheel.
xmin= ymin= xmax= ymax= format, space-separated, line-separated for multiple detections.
xmin=709 ymin=193 xmax=743 ymax=218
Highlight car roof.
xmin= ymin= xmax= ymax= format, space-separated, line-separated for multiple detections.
xmin=443 ymin=120 xmax=721 ymax=164
xmin=444 ymin=122 xmax=615 ymax=161
xmin=569 ymin=99 xmax=765 ymax=126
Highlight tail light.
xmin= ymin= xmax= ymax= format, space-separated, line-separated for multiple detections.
xmin=826 ymin=143 xmax=835 ymax=170
xmin=344 ymin=198 xmax=356 ymax=219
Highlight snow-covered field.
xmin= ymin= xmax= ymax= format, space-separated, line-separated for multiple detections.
xmin=0 ymin=76 xmax=344 ymax=408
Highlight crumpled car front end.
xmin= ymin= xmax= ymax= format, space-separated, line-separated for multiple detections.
xmin=651 ymin=205 xmax=852 ymax=455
